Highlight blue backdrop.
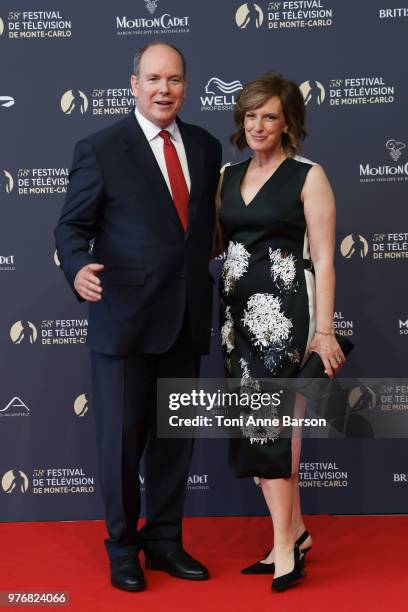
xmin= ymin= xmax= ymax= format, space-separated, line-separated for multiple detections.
xmin=1 ymin=1 xmax=407 ymax=520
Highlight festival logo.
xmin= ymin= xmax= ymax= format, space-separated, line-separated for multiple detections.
xmin=40 ymin=319 xmax=88 ymax=346
xmin=0 ymin=169 xmax=14 ymax=194
xmin=267 ymin=1 xmax=334 ymax=30
xmin=61 ymin=90 xmax=87 ymax=115
xmin=340 ymin=235 xmax=369 ymax=259
xmin=235 ymin=3 xmax=264 ymax=29
xmin=61 ymin=89 xmax=89 ymax=115
xmin=15 ymin=167 xmax=69 ymax=196
xmin=301 ymin=76 xmax=395 ymax=107
xmin=8 ymin=319 xmax=87 ymax=346
xmin=2 ymin=470 xmax=29 ymax=494
xmin=90 ymin=88 xmax=133 ymax=117
xmin=377 ymin=383 xmax=408 ymax=414
xmin=31 ymin=467 xmax=95 ymax=495
xmin=340 ymin=232 xmax=408 ymax=261
xmin=74 ymin=394 xmax=88 ymax=417
xmin=6 ymin=10 xmax=72 ymax=39
xmin=299 ymin=80 xmax=326 ymax=105
xmin=299 ymin=461 xmax=348 ymax=488
xmin=10 ymin=321 xmax=38 ymax=344
xmin=200 ymin=78 xmax=243 ymax=111
xmin=333 ymin=311 xmax=354 ymax=337
xmin=348 ymin=386 xmax=376 ymax=411
xmin=0 ymin=96 xmax=14 ymax=108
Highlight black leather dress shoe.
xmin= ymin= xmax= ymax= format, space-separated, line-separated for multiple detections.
xmin=110 ymin=555 xmax=146 ymax=591
xmin=145 ymin=547 xmax=209 ymax=581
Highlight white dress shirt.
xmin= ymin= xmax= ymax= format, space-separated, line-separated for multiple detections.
xmin=134 ymin=107 xmax=191 ymax=195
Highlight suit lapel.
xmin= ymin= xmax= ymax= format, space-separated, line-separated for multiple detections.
xmin=123 ymin=113 xmax=184 ymax=235
xmin=177 ymin=119 xmax=204 ymax=237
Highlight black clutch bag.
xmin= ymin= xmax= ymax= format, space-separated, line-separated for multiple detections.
xmin=297 ymin=334 xmax=354 ymax=379
xmin=291 ymin=334 xmax=354 ymax=419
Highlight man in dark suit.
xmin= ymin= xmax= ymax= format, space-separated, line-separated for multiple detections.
xmin=55 ymin=42 xmax=222 ymax=591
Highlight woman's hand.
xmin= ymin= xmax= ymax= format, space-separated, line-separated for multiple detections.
xmin=308 ymin=333 xmax=346 ymax=379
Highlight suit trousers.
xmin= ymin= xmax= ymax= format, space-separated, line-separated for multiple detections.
xmin=90 ymin=310 xmax=200 ymax=559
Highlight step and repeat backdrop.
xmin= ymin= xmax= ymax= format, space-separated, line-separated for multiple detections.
xmin=1 ymin=1 xmax=407 ymax=521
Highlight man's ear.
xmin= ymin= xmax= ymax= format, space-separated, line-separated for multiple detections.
xmin=130 ymin=74 xmax=139 ymax=98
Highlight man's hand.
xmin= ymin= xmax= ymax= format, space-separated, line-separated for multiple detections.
xmin=74 ymin=263 xmax=104 ymax=302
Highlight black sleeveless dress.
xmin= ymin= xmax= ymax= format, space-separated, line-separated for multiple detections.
xmin=219 ymin=157 xmax=316 ymax=479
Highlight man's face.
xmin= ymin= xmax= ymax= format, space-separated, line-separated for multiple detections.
xmin=131 ymin=45 xmax=186 ymax=128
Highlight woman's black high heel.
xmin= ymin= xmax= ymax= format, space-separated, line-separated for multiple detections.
xmin=241 ymin=530 xmax=311 ymax=575
xmin=271 ymin=545 xmax=306 ymax=592
xmin=241 ymin=548 xmax=274 ymax=574
xmin=296 ymin=529 xmax=312 ymax=554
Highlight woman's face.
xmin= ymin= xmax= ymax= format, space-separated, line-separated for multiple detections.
xmin=244 ymin=96 xmax=288 ymax=154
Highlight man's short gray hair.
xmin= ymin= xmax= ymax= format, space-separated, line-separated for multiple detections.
xmin=133 ymin=42 xmax=187 ymax=78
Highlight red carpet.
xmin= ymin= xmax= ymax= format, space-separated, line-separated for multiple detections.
xmin=1 ymin=516 xmax=406 ymax=611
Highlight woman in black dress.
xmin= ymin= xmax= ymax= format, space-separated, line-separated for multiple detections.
xmin=216 ymin=73 xmax=346 ymax=591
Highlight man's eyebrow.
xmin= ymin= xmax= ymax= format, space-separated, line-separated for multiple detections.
xmin=144 ymin=72 xmax=183 ymax=78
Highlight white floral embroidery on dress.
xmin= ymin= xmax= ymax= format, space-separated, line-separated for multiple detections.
xmin=241 ymin=293 xmax=292 ymax=349
xmin=222 ymin=241 xmax=250 ymax=295
xmin=269 ymin=248 xmax=297 ymax=291
xmin=221 ymin=306 xmax=235 ymax=353
xmin=239 ymin=357 xmax=260 ymax=392
xmin=239 ymin=359 xmax=280 ymax=444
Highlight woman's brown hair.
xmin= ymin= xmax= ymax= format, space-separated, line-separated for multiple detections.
xmin=231 ymin=72 xmax=307 ymax=156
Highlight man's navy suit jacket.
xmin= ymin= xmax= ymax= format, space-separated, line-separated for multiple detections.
xmin=55 ymin=112 xmax=222 ymax=356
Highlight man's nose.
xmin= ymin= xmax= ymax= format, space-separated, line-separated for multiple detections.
xmin=158 ymin=79 xmax=170 ymax=93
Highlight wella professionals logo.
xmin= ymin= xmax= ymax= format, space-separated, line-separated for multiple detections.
xmin=0 ymin=96 xmax=15 ymax=108
xmin=200 ymin=78 xmax=243 ymax=111
xmin=205 ymin=78 xmax=242 ymax=95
